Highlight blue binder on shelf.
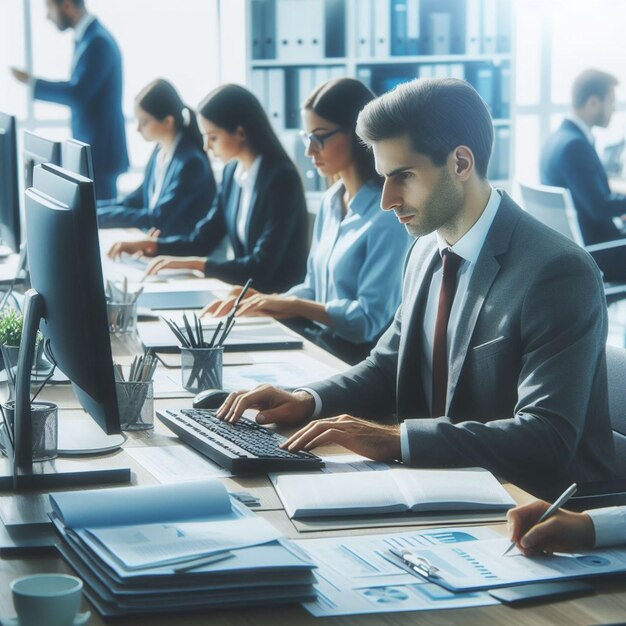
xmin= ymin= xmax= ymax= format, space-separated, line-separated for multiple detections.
xmin=391 ymin=0 xmax=407 ymax=56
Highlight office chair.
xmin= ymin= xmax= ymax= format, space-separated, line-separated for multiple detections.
xmin=518 ymin=181 xmax=626 ymax=305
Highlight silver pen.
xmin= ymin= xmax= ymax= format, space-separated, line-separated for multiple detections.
xmin=503 ymin=482 xmax=578 ymax=556
xmin=388 ymin=547 xmax=441 ymax=579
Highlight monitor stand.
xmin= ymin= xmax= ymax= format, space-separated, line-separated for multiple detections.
xmin=1 ymin=290 xmax=131 ymax=490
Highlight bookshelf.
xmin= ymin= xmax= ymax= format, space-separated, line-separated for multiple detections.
xmin=223 ymin=0 xmax=515 ymax=197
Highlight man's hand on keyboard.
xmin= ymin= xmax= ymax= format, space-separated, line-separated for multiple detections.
xmin=216 ymin=385 xmax=315 ymax=426
xmin=280 ymin=415 xmax=401 ymax=462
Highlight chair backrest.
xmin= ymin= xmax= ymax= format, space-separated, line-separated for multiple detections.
xmin=605 ymin=345 xmax=626 ymax=478
xmin=517 ymin=181 xmax=585 ymax=246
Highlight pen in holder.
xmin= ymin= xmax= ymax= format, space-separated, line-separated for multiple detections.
xmin=161 ymin=310 xmax=238 ymax=394
xmin=114 ymin=353 xmax=157 ymax=431
xmin=106 ymin=278 xmax=143 ymax=335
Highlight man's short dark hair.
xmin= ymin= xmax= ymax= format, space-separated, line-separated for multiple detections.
xmin=572 ymin=69 xmax=618 ymax=109
xmin=53 ymin=0 xmax=86 ymax=8
xmin=356 ymin=78 xmax=493 ymax=179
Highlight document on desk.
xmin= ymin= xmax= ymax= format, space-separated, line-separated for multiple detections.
xmin=295 ymin=526 xmax=499 ymax=616
xmin=270 ymin=467 xmax=515 ymax=518
xmin=124 ymin=445 xmax=232 ymax=483
xmin=403 ymin=537 xmax=626 ymax=592
xmin=81 ymin=516 xmax=282 ymax=570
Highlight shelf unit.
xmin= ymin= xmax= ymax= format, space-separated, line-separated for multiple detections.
xmin=221 ymin=0 xmax=515 ymax=199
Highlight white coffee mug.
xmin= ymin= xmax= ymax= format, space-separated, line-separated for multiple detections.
xmin=11 ymin=574 xmax=83 ymax=626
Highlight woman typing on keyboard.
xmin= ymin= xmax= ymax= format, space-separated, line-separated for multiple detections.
xmin=203 ymin=78 xmax=412 ymax=364
xmin=107 ymin=84 xmax=309 ymax=294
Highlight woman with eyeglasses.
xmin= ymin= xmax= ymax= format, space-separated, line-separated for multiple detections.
xmin=204 ymin=78 xmax=412 ymax=364
xmin=107 ymin=84 xmax=308 ymax=293
xmin=97 ymin=79 xmax=216 ymax=237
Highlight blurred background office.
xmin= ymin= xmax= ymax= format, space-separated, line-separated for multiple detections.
xmin=3 ymin=0 xmax=626 ymax=338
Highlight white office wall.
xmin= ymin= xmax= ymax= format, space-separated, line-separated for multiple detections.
xmin=514 ymin=0 xmax=626 ymax=184
xmin=0 ymin=0 xmax=221 ymax=171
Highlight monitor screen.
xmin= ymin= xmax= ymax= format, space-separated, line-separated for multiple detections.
xmin=0 ymin=113 xmax=20 ymax=252
xmin=23 ymin=130 xmax=61 ymax=189
xmin=61 ymin=138 xmax=94 ymax=180
xmin=24 ymin=164 xmax=120 ymax=435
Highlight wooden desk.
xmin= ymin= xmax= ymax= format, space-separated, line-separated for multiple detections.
xmin=3 ymin=274 xmax=626 ymax=624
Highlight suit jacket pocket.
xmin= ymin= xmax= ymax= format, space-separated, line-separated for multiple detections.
xmin=470 ymin=336 xmax=512 ymax=362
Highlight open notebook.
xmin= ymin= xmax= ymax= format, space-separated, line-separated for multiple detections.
xmin=271 ymin=467 xmax=516 ymax=519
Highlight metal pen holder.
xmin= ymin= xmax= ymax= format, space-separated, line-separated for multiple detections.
xmin=180 ymin=347 xmax=223 ymax=393
xmin=107 ymin=301 xmax=138 ymax=334
xmin=116 ymin=380 xmax=154 ymax=431
xmin=0 ymin=400 xmax=58 ymax=461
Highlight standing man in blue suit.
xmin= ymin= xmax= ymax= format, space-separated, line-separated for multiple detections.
xmin=541 ymin=69 xmax=626 ymax=281
xmin=12 ymin=0 xmax=129 ymax=200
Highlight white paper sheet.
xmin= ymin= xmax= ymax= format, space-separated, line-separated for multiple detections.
xmin=295 ymin=527 xmax=499 ymax=616
xmin=124 ymin=445 xmax=232 ymax=483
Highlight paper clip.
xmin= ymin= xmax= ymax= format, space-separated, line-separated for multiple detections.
xmin=388 ymin=547 xmax=441 ymax=579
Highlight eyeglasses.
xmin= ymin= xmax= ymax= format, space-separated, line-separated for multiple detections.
xmin=299 ymin=127 xmax=344 ymax=151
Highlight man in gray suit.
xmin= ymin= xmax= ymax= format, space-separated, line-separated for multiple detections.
xmin=217 ymin=78 xmax=614 ymax=497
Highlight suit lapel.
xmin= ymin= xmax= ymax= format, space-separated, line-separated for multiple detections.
xmin=446 ymin=193 xmax=520 ymax=413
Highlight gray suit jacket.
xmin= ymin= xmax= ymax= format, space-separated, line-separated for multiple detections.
xmin=307 ymin=192 xmax=615 ymax=497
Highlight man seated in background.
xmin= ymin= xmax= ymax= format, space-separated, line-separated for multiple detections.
xmin=217 ymin=77 xmax=615 ymax=499
xmin=541 ymin=68 xmax=626 ymax=281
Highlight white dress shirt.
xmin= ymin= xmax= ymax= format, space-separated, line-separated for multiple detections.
xmin=401 ymin=187 xmax=501 ymax=460
xmin=588 ymin=506 xmax=626 ymax=548
xmin=71 ymin=13 xmax=96 ymax=71
xmin=149 ymin=134 xmax=181 ymax=211
xmin=566 ymin=114 xmax=595 ymax=146
xmin=233 ymin=156 xmax=262 ymax=247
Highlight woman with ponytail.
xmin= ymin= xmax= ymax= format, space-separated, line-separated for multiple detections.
xmin=97 ymin=78 xmax=216 ymax=237
xmin=108 ymin=84 xmax=308 ymax=293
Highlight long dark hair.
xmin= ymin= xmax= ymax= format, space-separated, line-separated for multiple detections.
xmin=303 ymin=78 xmax=380 ymax=184
xmin=136 ymin=79 xmax=204 ymax=152
xmin=198 ymin=84 xmax=291 ymax=162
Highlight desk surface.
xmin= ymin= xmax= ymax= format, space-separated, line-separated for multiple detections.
xmin=2 ymin=242 xmax=626 ymax=625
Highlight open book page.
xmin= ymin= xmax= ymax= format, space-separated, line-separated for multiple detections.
xmin=271 ymin=471 xmax=407 ymax=518
xmin=79 ymin=516 xmax=283 ymax=570
xmin=50 ymin=480 xmax=232 ymax=528
xmin=391 ymin=467 xmax=516 ymax=512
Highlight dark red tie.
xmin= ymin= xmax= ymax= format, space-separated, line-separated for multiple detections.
xmin=431 ymin=248 xmax=463 ymax=417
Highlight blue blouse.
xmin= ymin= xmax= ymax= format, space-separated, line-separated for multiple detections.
xmin=287 ymin=179 xmax=412 ymax=344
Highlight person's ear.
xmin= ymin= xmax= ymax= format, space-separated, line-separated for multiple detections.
xmin=164 ymin=115 xmax=175 ymax=132
xmin=235 ymin=125 xmax=247 ymax=146
xmin=452 ymin=146 xmax=474 ymax=180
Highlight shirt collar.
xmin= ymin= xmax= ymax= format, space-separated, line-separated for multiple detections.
xmin=234 ymin=156 xmax=262 ymax=190
xmin=436 ymin=187 xmax=501 ymax=264
xmin=74 ymin=13 xmax=95 ymax=43
xmin=347 ymin=179 xmax=382 ymax=216
xmin=157 ymin=133 xmax=182 ymax=166
xmin=566 ymin=114 xmax=595 ymax=146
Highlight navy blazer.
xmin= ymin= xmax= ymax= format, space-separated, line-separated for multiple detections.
xmin=157 ymin=158 xmax=309 ymax=293
xmin=96 ymin=136 xmax=216 ymax=236
xmin=540 ymin=119 xmax=626 ymax=245
xmin=34 ymin=18 xmax=129 ymax=181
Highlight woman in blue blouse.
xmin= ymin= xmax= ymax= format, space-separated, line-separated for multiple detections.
xmin=97 ymin=79 xmax=216 ymax=237
xmin=206 ymin=78 xmax=412 ymax=363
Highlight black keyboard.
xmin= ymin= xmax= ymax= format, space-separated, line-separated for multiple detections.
xmin=156 ymin=408 xmax=324 ymax=473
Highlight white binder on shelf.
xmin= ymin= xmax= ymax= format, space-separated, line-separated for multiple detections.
xmin=329 ymin=66 xmax=345 ymax=81
xmin=430 ymin=12 xmax=451 ymax=55
xmin=276 ymin=0 xmax=324 ymax=62
xmin=405 ymin=0 xmax=420 ymax=54
xmin=267 ymin=68 xmax=286 ymax=130
xmin=481 ymin=0 xmax=498 ymax=54
xmin=434 ymin=63 xmax=450 ymax=78
xmin=499 ymin=65 xmax=511 ymax=118
xmin=250 ymin=69 xmax=267 ymax=109
xmin=465 ymin=0 xmax=481 ymax=55
xmin=355 ymin=0 xmax=373 ymax=58
xmin=449 ymin=63 xmax=465 ymax=80
xmin=356 ymin=66 xmax=373 ymax=89
xmin=303 ymin=0 xmax=325 ymax=61
xmin=418 ymin=64 xmax=435 ymax=79
xmin=313 ymin=66 xmax=331 ymax=90
xmin=373 ymin=0 xmax=391 ymax=58
xmin=298 ymin=67 xmax=317 ymax=108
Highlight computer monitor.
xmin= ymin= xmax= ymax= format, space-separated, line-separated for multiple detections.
xmin=4 ymin=163 xmax=130 ymax=489
xmin=23 ymin=130 xmax=61 ymax=189
xmin=61 ymin=138 xmax=94 ymax=180
xmin=0 ymin=113 xmax=20 ymax=254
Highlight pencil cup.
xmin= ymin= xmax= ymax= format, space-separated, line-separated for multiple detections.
xmin=180 ymin=346 xmax=223 ymax=394
xmin=107 ymin=301 xmax=138 ymax=334
xmin=116 ymin=380 xmax=154 ymax=431
xmin=0 ymin=401 xmax=58 ymax=461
